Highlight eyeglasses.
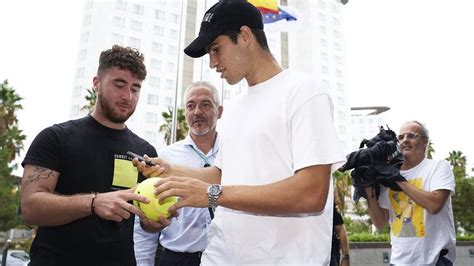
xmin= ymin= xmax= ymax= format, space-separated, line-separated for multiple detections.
xmin=397 ymin=132 xmax=426 ymax=141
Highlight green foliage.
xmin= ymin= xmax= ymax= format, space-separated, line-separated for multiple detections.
xmin=427 ymin=140 xmax=435 ymax=159
xmin=0 ymin=80 xmax=25 ymax=231
xmin=80 ymin=87 xmax=97 ymax=114
xmin=343 ymin=216 xmax=372 ymax=234
xmin=447 ymin=150 xmax=474 ymax=234
xmin=452 ymin=177 xmax=474 ymax=233
xmin=348 ymin=232 xmax=390 ymax=242
xmin=457 ymin=234 xmax=474 ymax=241
xmin=159 ymin=107 xmax=188 ymax=145
xmin=333 ymin=170 xmax=351 ymax=212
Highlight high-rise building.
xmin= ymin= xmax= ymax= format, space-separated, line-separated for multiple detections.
xmin=70 ymin=0 xmax=350 ymax=149
xmin=349 ymin=106 xmax=390 ymax=151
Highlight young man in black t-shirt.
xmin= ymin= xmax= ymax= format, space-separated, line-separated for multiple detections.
xmin=20 ymin=45 xmax=169 ymax=265
xmin=330 ymin=203 xmax=350 ymax=266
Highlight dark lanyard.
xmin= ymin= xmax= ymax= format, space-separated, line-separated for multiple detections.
xmin=189 ymin=144 xmax=213 ymax=168
xmin=188 ymin=144 xmax=215 ymax=219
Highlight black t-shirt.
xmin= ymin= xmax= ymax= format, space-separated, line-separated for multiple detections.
xmin=22 ymin=116 xmax=157 ymax=266
xmin=330 ymin=204 xmax=344 ymax=265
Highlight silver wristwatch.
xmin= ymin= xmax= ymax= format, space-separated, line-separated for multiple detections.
xmin=207 ymin=184 xmax=223 ymax=211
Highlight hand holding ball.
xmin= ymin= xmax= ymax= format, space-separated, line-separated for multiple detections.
xmin=134 ymin=177 xmax=178 ymax=220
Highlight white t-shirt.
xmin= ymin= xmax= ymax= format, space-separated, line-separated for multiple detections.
xmin=201 ymin=70 xmax=346 ymax=265
xmin=379 ymin=158 xmax=456 ymax=265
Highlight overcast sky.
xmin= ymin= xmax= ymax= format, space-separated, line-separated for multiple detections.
xmin=1 ymin=0 xmax=473 ymax=175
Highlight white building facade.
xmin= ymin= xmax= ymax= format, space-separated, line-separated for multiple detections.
xmin=70 ymin=0 xmax=351 ymax=150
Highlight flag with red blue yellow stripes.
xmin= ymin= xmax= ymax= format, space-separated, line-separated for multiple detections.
xmin=248 ymin=0 xmax=297 ymax=24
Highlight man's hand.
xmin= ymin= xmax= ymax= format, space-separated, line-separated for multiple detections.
xmin=132 ymin=155 xmax=170 ymax=178
xmin=154 ymin=176 xmax=210 ymax=212
xmin=139 ymin=211 xmax=179 ymax=233
xmin=93 ymin=188 xmax=149 ymax=222
xmin=340 ymin=257 xmax=350 ymax=266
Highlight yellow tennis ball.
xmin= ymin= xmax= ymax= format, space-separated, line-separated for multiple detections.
xmin=134 ymin=177 xmax=178 ymax=220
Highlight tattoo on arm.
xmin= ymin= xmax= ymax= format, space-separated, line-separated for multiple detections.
xmin=24 ymin=166 xmax=57 ymax=186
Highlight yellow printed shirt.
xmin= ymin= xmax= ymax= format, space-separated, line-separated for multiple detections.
xmin=378 ymin=158 xmax=456 ymax=265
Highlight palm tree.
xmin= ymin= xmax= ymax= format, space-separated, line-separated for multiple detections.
xmin=446 ymin=150 xmax=466 ymax=181
xmin=447 ymin=150 xmax=474 ymax=233
xmin=427 ymin=140 xmax=435 ymax=159
xmin=333 ymin=170 xmax=352 ymax=212
xmin=159 ymin=107 xmax=189 ymax=145
xmin=80 ymin=87 xmax=97 ymax=114
xmin=0 ymin=79 xmax=25 ymax=230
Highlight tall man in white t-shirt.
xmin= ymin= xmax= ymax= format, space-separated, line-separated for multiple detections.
xmin=134 ymin=81 xmax=222 ymax=266
xmin=365 ymin=121 xmax=456 ymax=265
xmin=134 ymin=1 xmax=345 ymax=264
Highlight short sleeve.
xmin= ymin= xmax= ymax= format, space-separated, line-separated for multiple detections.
xmin=429 ymin=160 xmax=455 ymax=194
xmin=290 ymin=93 xmax=345 ymax=173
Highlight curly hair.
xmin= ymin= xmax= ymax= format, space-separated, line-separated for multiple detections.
xmin=97 ymin=45 xmax=147 ymax=80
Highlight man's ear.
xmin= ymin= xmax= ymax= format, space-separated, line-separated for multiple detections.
xmin=92 ymin=76 xmax=100 ymax=92
xmin=217 ymin=106 xmax=223 ymax=119
xmin=238 ymin=26 xmax=253 ymax=47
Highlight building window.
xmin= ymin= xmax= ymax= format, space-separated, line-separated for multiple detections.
xmin=78 ymin=49 xmax=87 ymax=61
xmin=337 ymin=96 xmax=344 ymax=105
xmin=320 ymin=25 xmax=327 ymax=35
xmin=167 ymin=45 xmax=177 ymax=56
xmin=166 ymin=79 xmax=174 ymax=90
xmin=115 ymin=0 xmax=127 ymax=11
xmin=169 ymin=29 xmax=178 ymax=40
xmin=144 ymin=131 xmax=157 ymax=144
xmin=154 ymin=26 xmax=164 ymax=36
xmin=152 ymin=42 xmax=163 ymax=53
xmin=146 ymin=112 xmax=158 ymax=124
xmin=71 ymin=104 xmax=80 ymax=117
xmin=320 ymin=51 xmax=328 ymax=61
xmin=333 ymin=30 xmax=341 ymax=40
xmin=320 ymin=38 xmax=327 ymax=48
xmin=131 ymin=21 xmax=142 ymax=32
xmin=319 ymin=13 xmax=326 ymax=23
xmin=167 ymin=62 xmax=175 ymax=72
xmin=86 ymin=0 xmax=94 ymax=9
xmin=319 ymin=0 xmax=326 ymax=9
xmin=133 ymin=4 xmax=144 ymax=15
xmin=332 ymin=17 xmax=340 ymax=26
xmin=321 ymin=79 xmax=329 ymax=90
xmin=155 ymin=10 xmax=165 ymax=20
xmin=112 ymin=33 xmax=124 ymax=45
xmin=335 ymin=56 xmax=342 ymax=65
xmin=81 ymin=32 xmax=89 ymax=44
xmin=336 ymin=69 xmax=343 ymax=78
xmin=168 ymin=13 xmax=179 ymax=23
xmin=129 ymin=37 xmax=140 ymax=49
xmin=83 ymin=15 xmax=92 ymax=26
xmin=336 ymin=82 xmax=344 ymax=92
xmin=321 ymin=65 xmax=329 ymax=75
xmin=150 ymin=59 xmax=161 ymax=70
xmin=73 ymin=85 xmax=82 ymax=97
xmin=147 ymin=94 xmax=159 ymax=106
xmin=76 ymin=67 xmax=85 ymax=79
xmin=164 ymin=97 xmax=173 ymax=107
xmin=113 ymin=16 xmax=125 ymax=28
xmin=149 ymin=76 xmax=160 ymax=87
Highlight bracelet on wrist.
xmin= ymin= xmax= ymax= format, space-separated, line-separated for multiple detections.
xmin=91 ymin=192 xmax=98 ymax=216
xmin=342 ymin=254 xmax=350 ymax=259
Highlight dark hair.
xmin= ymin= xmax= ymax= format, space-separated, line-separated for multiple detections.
xmin=97 ymin=45 xmax=147 ymax=80
xmin=221 ymin=28 xmax=271 ymax=53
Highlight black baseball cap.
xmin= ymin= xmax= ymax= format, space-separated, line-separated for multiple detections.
xmin=184 ymin=0 xmax=264 ymax=58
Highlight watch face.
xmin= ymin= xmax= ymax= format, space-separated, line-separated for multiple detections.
xmin=209 ymin=185 xmax=222 ymax=196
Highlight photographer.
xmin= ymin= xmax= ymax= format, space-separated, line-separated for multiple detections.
xmin=365 ymin=121 xmax=455 ymax=265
